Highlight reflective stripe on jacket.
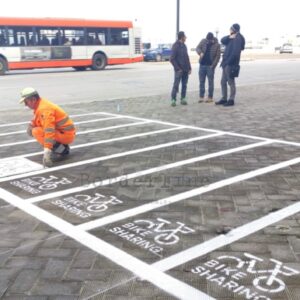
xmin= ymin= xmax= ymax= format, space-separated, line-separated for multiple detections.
xmin=32 ymin=98 xmax=75 ymax=149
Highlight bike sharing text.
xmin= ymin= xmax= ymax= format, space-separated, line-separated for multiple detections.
xmin=109 ymin=218 xmax=195 ymax=258
xmin=10 ymin=175 xmax=72 ymax=195
xmin=51 ymin=193 xmax=123 ymax=218
xmin=191 ymin=253 xmax=300 ymax=300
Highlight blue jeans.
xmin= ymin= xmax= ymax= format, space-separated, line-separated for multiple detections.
xmin=171 ymin=70 xmax=189 ymax=100
xmin=199 ymin=65 xmax=214 ymax=98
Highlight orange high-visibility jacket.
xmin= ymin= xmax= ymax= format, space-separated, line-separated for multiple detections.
xmin=32 ymin=98 xmax=75 ymax=149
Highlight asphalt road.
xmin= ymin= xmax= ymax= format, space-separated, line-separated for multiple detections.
xmin=1 ymin=58 xmax=300 ymax=111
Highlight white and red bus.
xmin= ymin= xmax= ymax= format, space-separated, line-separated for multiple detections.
xmin=0 ymin=17 xmax=143 ymax=74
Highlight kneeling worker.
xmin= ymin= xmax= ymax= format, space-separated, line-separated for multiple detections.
xmin=19 ymin=87 xmax=76 ymax=167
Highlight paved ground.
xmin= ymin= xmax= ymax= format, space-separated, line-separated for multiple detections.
xmin=0 ymin=79 xmax=300 ymax=299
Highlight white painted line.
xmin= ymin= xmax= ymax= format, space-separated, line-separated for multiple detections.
xmin=75 ymin=121 xmax=151 ymax=135
xmin=100 ymin=112 xmax=222 ymax=134
xmin=0 ymin=112 xmax=107 ymax=128
xmin=78 ymin=149 xmax=300 ymax=232
xmin=153 ymin=200 xmax=300 ymax=272
xmin=1 ymin=126 xmax=197 ymax=182
xmin=0 ymin=188 xmax=214 ymax=300
xmin=0 ymin=116 xmax=124 ymax=137
xmin=0 ymin=121 xmax=150 ymax=148
xmin=0 ymin=157 xmax=43 ymax=178
xmin=29 ymin=139 xmax=267 ymax=205
xmin=0 ymin=127 xmax=185 ymax=162
xmin=74 ymin=116 xmax=123 ymax=125
xmin=0 ymin=130 xmax=27 ymax=137
xmin=100 ymin=112 xmax=300 ymax=147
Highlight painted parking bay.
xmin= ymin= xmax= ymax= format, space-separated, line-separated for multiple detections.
xmin=1 ymin=111 xmax=300 ymax=300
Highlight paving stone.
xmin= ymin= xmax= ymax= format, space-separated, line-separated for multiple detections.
xmin=1 ymin=80 xmax=300 ymax=299
xmin=41 ymin=259 xmax=71 ymax=279
xmin=31 ymin=281 xmax=81 ymax=296
xmin=8 ymin=269 xmax=40 ymax=293
xmin=36 ymin=248 xmax=75 ymax=258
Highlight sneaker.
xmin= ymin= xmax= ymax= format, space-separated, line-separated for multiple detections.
xmin=198 ymin=97 xmax=204 ymax=103
xmin=171 ymin=99 xmax=176 ymax=107
xmin=223 ymin=99 xmax=235 ymax=106
xmin=205 ymin=97 xmax=213 ymax=103
xmin=180 ymin=98 xmax=188 ymax=105
xmin=215 ymin=99 xmax=227 ymax=105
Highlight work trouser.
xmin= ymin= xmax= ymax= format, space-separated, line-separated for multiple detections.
xmin=221 ymin=65 xmax=236 ymax=100
xmin=32 ymin=127 xmax=75 ymax=149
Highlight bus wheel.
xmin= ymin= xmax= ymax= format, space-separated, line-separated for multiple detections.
xmin=0 ymin=58 xmax=7 ymax=75
xmin=92 ymin=53 xmax=107 ymax=70
xmin=73 ymin=66 xmax=87 ymax=71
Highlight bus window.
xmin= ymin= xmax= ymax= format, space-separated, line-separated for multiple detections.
xmin=36 ymin=28 xmax=62 ymax=46
xmin=6 ymin=27 xmax=35 ymax=46
xmin=0 ymin=27 xmax=7 ymax=46
xmin=60 ymin=28 xmax=85 ymax=45
xmin=109 ymin=28 xmax=129 ymax=45
xmin=86 ymin=28 xmax=107 ymax=45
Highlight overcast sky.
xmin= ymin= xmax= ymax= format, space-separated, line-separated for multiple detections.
xmin=1 ymin=0 xmax=299 ymax=46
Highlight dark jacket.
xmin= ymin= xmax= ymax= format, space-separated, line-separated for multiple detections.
xmin=221 ymin=32 xmax=245 ymax=67
xmin=170 ymin=40 xmax=191 ymax=72
xmin=196 ymin=37 xmax=221 ymax=69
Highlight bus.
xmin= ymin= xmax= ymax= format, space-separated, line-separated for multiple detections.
xmin=0 ymin=17 xmax=143 ymax=75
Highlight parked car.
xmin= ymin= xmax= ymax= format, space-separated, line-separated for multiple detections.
xmin=220 ymin=44 xmax=226 ymax=54
xmin=280 ymin=43 xmax=293 ymax=54
xmin=143 ymin=45 xmax=172 ymax=62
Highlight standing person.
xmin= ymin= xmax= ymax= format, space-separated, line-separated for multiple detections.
xmin=216 ymin=23 xmax=245 ymax=106
xmin=19 ymin=87 xmax=76 ymax=167
xmin=196 ymin=32 xmax=221 ymax=103
xmin=170 ymin=31 xmax=192 ymax=107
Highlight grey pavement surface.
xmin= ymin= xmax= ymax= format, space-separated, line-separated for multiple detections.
xmin=0 ymin=68 xmax=300 ymax=299
xmin=1 ymin=57 xmax=300 ymax=110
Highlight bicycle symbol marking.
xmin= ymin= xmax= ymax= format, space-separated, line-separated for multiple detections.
xmin=218 ymin=253 xmax=300 ymax=293
xmin=52 ymin=192 xmax=123 ymax=218
xmin=134 ymin=218 xmax=195 ymax=245
xmin=32 ymin=175 xmax=72 ymax=190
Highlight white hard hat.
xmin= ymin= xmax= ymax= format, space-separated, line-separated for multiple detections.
xmin=19 ymin=87 xmax=38 ymax=104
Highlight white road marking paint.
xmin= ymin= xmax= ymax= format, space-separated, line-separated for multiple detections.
xmin=0 ymin=116 xmax=124 ymax=137
xmin=78 ymin=152 xmax=300 ymax=231
xmin=0 ymin=157 xmax=43 ymax=178
xmin=152 ymin=200 xmax=300 ymax=272
xmin=0 ymin=127 xmax=185 ymax=162
xmin=0 ymin=188 xmax=214 ymax=300
xmin=100 ymin=112 xmax=221 ymax=134
xmin=0 ymin=121 xmax=150 ymax=148
xmin=1 ymin=132 xmax=221 ymax=183
xmin=0 ymin=112 xmax=107 ymax=128
xmin=100 ymin=112 xmax=300 ymax=147
xmin=29 ymin=140 xmax=268 ymax=204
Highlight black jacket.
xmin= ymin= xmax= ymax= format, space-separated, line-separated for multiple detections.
xmin=170 ymin=40 xmax=191 ymax=72
xmin=221 ymin=32 xmax=245 ymax=67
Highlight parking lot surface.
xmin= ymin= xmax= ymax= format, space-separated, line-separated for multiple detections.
xmin=0 ymin=79 xmax=300 ymax=299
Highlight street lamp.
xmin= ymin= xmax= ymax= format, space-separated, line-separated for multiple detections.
xmin=215 ymin=28 xmax=219 ymax=39
xmin=176 ymin=0 xmax=180 ymax=38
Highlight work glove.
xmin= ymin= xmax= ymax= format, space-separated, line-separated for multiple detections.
xmin=43 ymin=148 xmax=53 ymax=168
xmin=26 ymin=123 xmax=33 ymax=137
